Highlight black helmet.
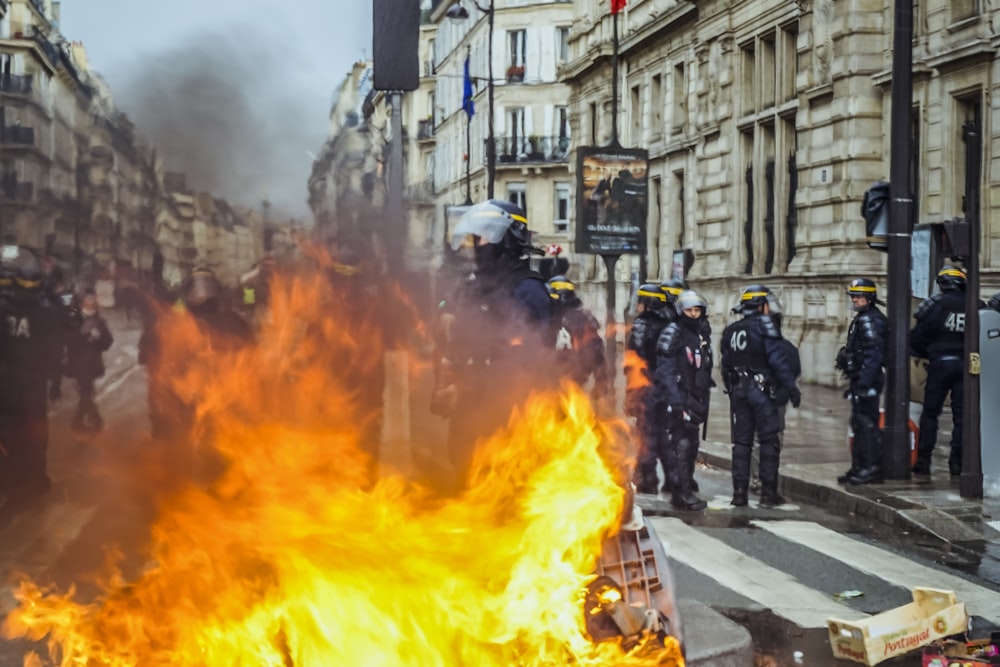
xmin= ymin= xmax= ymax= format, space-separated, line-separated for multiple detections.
xmin=183 ymin=266 xmax=221 ymax=308
xmin=936 ymin=265 xmax=967 ymax=292
xmin=675 ymin=289 xmax=707 ymax=317
xmin=738 ymin=284 xmax=781 ymax=314
xmin=660 ymin=278 xmax=688 ymax=305
xmin=546 ymin=275 xmax=581 ymax=308
xmin=636 ymin=282 xmax=668 ymax=316
xmin=847 ymin=278 xmax=878 ymax=300
xmin=988 ymin=292 xmax=1000 ymax=313
xmin=1 ymin=245 xmax=43 ymax=292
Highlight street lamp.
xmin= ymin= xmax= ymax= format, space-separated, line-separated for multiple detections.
xmin=447 ymin=0 xmax=495 ymax=200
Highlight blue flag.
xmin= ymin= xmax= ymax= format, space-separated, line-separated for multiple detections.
xmin=462 ymin=55 xmax=475 ymax=118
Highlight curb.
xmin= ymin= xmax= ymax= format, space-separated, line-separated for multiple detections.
xmin=697 ymin=441 xmax=994 ymax=551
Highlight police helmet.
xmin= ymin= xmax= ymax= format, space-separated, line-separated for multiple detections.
xmin=989 ymin=292 xmax=1000 ymax=313
xmin=847 ymin=278 xmax=878 ymax=301
xmin=183 ymin=266 xmax=221 ymax=308
xmin=660 ymin=278 xmax=688 ymax=305
xmin=546 ymin=275 xmax=581 ymax=308
xmin=450 ymin=199 xmax=534 ymax=255
xmin=675 ymin=289 xmax=707 ymax=317
xmin=738 ymin=284 xmax=782 ymax=314
xmin=1 ymin=245 xmax=43 ymax=292
xmin=636 ymin=282 xmax=669 ymax=316
xmin=936 ymin=265 xmax=967 ymax=292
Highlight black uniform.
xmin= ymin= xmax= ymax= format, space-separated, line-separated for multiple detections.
xmin=839 ymin=304 xmax=888 ymax=483
xmin=0 ymin=292 xmax=64 ymax=500
xmin=653 ymin=315 xmax=713 ymax=509
xmin=552 ymin=305 xmax=607 ymax=396
xmin=721 ymin=313 xmax=800 ymax=505
xmin=441 ymin=268 xmax=552 ymax=486
xmin=910 ymin=290 xmax=967 ymax=475
xmin=626 ymin=308 xmax=674 ymax=493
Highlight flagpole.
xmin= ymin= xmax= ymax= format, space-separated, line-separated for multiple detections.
xmin=464 ymin=46 xmax=473 ymax=205
xmin=611 ymin=5 xmax=619 ymax=147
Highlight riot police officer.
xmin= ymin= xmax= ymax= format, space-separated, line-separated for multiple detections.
xmin=0 ymin=247 xmax=64 ymax=502
xmin=626 ymin=282 xmax=676 ymax=494
xmin=436 ymin=199 xmax=552 ymax=488
xmin=910 ymin=265 xmax=972 ymax=477
xmin=836 ymin=278 xmax=888 ymax=485
xmin=721 ymin=285 xmax=801 ymax=507
xmin=546 ymin=275 xmax=608 ymax=398
xmin=654 ymin=290 xmax=713 ymax=511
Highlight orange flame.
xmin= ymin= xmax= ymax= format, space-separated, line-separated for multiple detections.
xmin=2 ymin=263 xmax=682 ymax=666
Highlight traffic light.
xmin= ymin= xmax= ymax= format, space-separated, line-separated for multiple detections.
xmin=861 ymin=181 xmax=890 ymax=252
xmin=930 ymin=218 xmax=971 ymax=260
xmin=372 ymin=0 xmax=420 ymax=91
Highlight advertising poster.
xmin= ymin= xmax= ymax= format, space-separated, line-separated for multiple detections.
xmin=575 ymin=146 xmax=648 ymax=255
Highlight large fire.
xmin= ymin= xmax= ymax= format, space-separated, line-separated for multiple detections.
xmin=2 ymin=260 xmax=683 ymax=666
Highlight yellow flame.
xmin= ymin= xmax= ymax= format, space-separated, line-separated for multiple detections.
xmin=3 ymin=260 xmax=682 ymax=667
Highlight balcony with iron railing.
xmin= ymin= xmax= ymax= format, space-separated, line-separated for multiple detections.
xmin=0 ymin=125 xmax=34 ymax=145
xmin=405 ymin=178 xmax=435 ymax=204
xmin=25 ymin=25 xmax=58 ymax=68
xmin=489 ymin=135 xmax=570 ymax=165
xmin=1 ymin=174 xmax=34 ymax=202
xmin=0 ymin=72 xmax=32 ymax=95
xmin=417 ymin=118 xmax=435 ymax=141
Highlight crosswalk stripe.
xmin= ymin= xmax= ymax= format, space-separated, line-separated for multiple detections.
xmin=650 ymin=516 xmax=869 ymax=628
xmin=752 ymin=520 xmax=1000 ymax=623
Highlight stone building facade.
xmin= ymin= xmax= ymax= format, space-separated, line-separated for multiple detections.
xmin=0 ymin=0 xmax=282 ymax=292
xmin=428 ymin=0 xmax=577 ymax=249
xmin=560 ymin=0 xmax=1000 ymax=385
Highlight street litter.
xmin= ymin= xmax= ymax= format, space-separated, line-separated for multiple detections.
xmin=835 ymin=590 xmax=865 ymax=600
xmin=922 ymin=632 xmax=1000 ymax=666
xmin=827 ymin=587 xmax=968 ymax=665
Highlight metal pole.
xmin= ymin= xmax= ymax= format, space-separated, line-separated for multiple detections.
xmin=485 ymin=0 xmax=496 ymax=199
xmin=961 ymin=119 xmax=983 ymax=499
xmin=465 ymin=46 xmax=473 ymax=206
xmin=610 ymin=10 xmax=619 ymax=146
xmin=883 ymin=0 xmax=913 ymax=480
xmin=603 ymin=253 xmax=620 ymax=390
xmin=387 ymin=92 xmax=405 ymax=277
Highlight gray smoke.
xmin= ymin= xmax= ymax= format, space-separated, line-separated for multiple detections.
xmin=113 ymin=22 xmax=326 ymax=219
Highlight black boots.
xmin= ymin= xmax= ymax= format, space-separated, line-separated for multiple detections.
xmin=759 ymin=489 xmax=786 ymax=507
xmin=948 ymin=448 xmax=962 ymax=477
xmin=847 ymin=466 xmax=884 ymax=485
xmin=731 ymin=488 xmax=748 ymax=507
xmin=670 ymin=434 xmax=706 ymax=511
xmin=838 ymin=443 xmax=863 ymax=484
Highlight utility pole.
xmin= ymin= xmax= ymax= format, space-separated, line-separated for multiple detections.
xmin=883 ymin=0 xmax=914 ymax=480
xmin=960 ymin=119 xmax=983 ymax=499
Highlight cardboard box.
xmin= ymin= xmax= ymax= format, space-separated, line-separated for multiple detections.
xmin=827 ymin=588 xmax=968 ymax=665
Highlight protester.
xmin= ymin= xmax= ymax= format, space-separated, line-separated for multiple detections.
xmin=64 ymin=291 xmax=114 ymax=435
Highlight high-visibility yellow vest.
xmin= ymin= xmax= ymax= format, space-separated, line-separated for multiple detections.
xmin=243 ymin=287 xmax=256 ymax=305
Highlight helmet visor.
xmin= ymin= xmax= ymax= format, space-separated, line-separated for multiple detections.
xmin=449 ymin=201 xmax=523 ymax=250
xmin=766 ymin=293 xmax=783 ymax=315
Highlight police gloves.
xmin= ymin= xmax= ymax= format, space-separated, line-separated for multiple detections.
xmin=790 ymin=388 xmax=801 ymax=409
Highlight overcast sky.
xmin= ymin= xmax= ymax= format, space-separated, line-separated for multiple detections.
xmin=59 ymin=0 xmax=373 ymax=219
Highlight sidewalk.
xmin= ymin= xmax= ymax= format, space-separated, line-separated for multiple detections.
xmin=688 ymin=382 xmax=1000 ymax=549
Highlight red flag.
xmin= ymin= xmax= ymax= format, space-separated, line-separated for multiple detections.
xmin=611 ymin=0 xmax=626 ymax=13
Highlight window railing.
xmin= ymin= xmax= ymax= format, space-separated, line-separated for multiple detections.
xmin=417 ymin=118 xmax=435 ymax=140
xmin=488 ymin=135 xmax=570 ymax=164
xmin=0 ymin=125 xmax=34 ymax=145
xmin=0 ymin=73 xmax=33 ymax=95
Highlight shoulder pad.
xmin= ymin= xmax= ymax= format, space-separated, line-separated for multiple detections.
xmin=656 ymin=322 xmax=682 ymax=357
xmin=856 ymin=311 xmax=884 ymax=342
xmin=914 ymin=294 xmax=941 ymax=320
xmin=758 ymin=314 xmax=782 ymax=338
xmin=628 ymin=317 xmax=649 ymax=349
